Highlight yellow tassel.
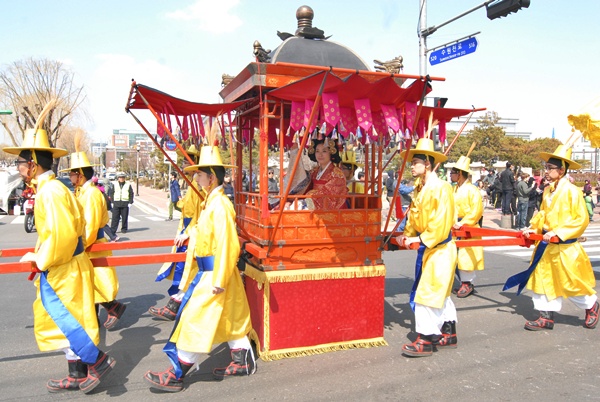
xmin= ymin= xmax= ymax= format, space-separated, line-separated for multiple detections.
xmin=258 ymin=338 xmax=388 ymax=361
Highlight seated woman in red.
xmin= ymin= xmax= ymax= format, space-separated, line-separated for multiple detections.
xmin=285 ymin=138 xmax=348 ymax=210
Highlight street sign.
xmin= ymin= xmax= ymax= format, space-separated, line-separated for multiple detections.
xmin=163 ymin=151 xmax=177 ymax=163
xmin=165 ymin=141 xmax=177 ymax=151
xmin=429 ymin=37 xmax=478 ymax=66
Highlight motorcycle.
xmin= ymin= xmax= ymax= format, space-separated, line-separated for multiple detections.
xmin=21 ymin=188 xmax=35 ymax=233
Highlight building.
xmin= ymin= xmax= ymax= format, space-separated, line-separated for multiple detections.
xmin=105 ymin=129 xmax=154 ymax=176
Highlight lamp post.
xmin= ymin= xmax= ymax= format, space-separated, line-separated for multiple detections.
xmin=136 ymin=144 xmax=140 ymax=196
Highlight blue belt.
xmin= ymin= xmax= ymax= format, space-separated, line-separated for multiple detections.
xmin=39 ymin=235 xmax=98 ymax=364
xmin=503 ymin=232 xmax=576 ymax=295
xmin=164 ymin=255 xmax=215 ymax=378
xmin=73 ymin=237 xmax=84 ymax=256
xmin=155 ymin=217 xmax=193 ymax=295
xmin=96 ymin=228 xmax=104 ymax=241
xmin=410 ymin=231 xmax=453 ymax=312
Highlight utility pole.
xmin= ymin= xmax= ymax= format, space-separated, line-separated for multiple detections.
xmin=418 ymin=1 xmax=527 ymax=74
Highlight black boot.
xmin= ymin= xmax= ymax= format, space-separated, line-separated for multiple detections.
xmin=79 ymin=351 xmax=116 ymax=394
xmin=436 ymin=321 xmax=458 ymax=349
xmin=213 ymin=348 xmax=257 ymax=379
xmin=46 ymin=360 xmax=88 ymax=393
xmin=144 ymin=360 xmax=193 ymax=393
xmin=525 ymin=311 xmax=554 ymax=331
xmin=401 ymin=334 xmax=433 ymax=357
xmin=101 ymin=300 xmax=127 ymax=330
xmin=149 ymin=298 xmax=181 ymax=321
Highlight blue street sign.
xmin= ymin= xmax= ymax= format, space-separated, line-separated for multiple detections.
xmin=429 ymin=37 xmax=478 ymax=66
xmin=165 ymin=141 xmax=177 ymax=151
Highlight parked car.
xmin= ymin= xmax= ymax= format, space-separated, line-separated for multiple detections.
xmin=107 ymin=172 xmax=117 ymax=180
xmin=56 ymin=177 xmax=75 ymax=193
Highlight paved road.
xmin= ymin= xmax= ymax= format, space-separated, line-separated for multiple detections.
xmin=1 ymin=205 xmax=599 ymax=401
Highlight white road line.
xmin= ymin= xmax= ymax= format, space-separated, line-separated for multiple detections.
xmin=11 ymin=216 xmax=25 ymax=224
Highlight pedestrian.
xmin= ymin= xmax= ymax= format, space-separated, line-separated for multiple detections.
xmin=500 ymin=162 xmax=515 ymax=216
xmin=223 ymin=173 xmax=234 ymax=203
xmin=385 ymin=169 xmax=397 ymax=220
xmin=3 ymin=107 xmax=115 ymax=394
xmin=450 ymin=155 xmax=484 ymax=298
xmin=395 ymin=138 xmax=458 ymax=357
xmin=144 ymin=142 xmax=256 ymax=392
xmin=504 ymin=144 xmax=598 ymax=331
xmin=108 ymin=172 xmax=134 ymax=234
xmin=149 ymin=147 xmax=205 ymax=320
xmin=93 ymin=177 xmax=119 ymax=242
xmin=584 ymin=191 xmax=594 ymax=222
xmin=525 ymin=176 xmax=538 ymax=227
xmin=584 ymin=179 xmax=592 ymax=194
xmin=167 ymin=171 xmax=182 ymax=221
xmin=397 ymin=179 xmax=414 ymax=232
xmin=515 ymin=172 xmax=534 ymax=230
xmin=267 ymin=168 xmax=280 ymax=206
xmin=62 ymin=148 xmax=127 ymax=330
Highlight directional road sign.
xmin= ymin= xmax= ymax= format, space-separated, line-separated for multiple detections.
xmin=429 ymin=37 xmax=478 ymax=66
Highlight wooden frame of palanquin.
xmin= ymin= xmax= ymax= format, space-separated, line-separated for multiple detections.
xmin=221 ymin=62 xmax=446 ymax=272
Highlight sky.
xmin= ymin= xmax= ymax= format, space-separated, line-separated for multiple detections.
xmin=2 ymin=0 xmax=600 ymax=146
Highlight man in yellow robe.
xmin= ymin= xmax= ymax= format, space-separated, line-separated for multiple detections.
xmin=505 ymin=145 xmax=598 ymax=330
xmin=396 ymin=138 xmax=458 ymax=357
xmin=450 ymin=156 xmax=484 ymax=298
xmin=149 ymin=172 xmax=204 ymax=321
xmin=144 ymin=145 xmax=254 ymax=392
xmin=63 ymin=150 xmax=126 ymax=330
xmin=4 ymin=123 xmax=115 ymax=394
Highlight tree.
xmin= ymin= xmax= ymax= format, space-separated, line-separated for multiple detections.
xmin=0 ymin=58 xmax=87 ymax=152
xmin=445 ymin=111 xmax=562 ymax=169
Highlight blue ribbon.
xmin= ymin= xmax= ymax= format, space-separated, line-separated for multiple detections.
xmin=155 ymin=217 xmax=192 ymax=296
xmin=39 ymin=237 xmax=98 ymax=364
xmin=409 ymin=232 xmax=452 ymax=312
xmin=503 ymin=236 xmax=576 ymax=295
xmin=163 ymin=255 xmax=214 ymax=378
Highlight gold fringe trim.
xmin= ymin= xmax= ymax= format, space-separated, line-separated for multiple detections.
xmin=259 ymin=338 xmax=388 ymax=361
xmin=244 ymin=264 xmax=386 ymax=285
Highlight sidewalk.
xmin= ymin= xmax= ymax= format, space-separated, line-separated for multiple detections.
xmin=134 ymin=185 xmax=180 ymax=219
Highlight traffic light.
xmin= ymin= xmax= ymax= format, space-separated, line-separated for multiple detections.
xmin=486 ymin=0 xmax=530 ymax=20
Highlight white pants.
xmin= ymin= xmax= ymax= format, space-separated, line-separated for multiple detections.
xmin=532 ymin=293 xmax=598 ymax=312
xmin=178 ymin=336 xmax=251 ymax=364
xmin=458 ymin=270 xmax=476 ymax=283
xmin=64 ymin=348 xmax=80 ymax=360
xmin=414 ymin=297 xmax=458 ymax=336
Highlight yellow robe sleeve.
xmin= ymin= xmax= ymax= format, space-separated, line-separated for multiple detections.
xmin=34 ymin=179 xmax=84 ymax=271
xmin=455 ymin=183 xmax=483 ymax=225
xmin=79 ymin=184 xmax=109 ymax=247
xmin=531 ymin=178 xmax=587 ymax=240
xmin=406 ymin=176 xmax=455 ymax=248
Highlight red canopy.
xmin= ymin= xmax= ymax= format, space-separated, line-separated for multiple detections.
xmin=127 ymin=83 xmax=248 ymax=116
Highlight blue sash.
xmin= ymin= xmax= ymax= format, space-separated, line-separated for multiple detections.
xmin=155 ymin=217 xmax=193 ymax=296
xmin=503 ymin=235 xmax=576 ymax=295
xmin=409 ymin=232 xmax=453 ymax=312
xmin=163 ymin=255 xmax=214 ymax=378
xmin=39 ymin=237 xmax=99 ymax=364
xmin=96 ymin=228 xmax=105 ymax=240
